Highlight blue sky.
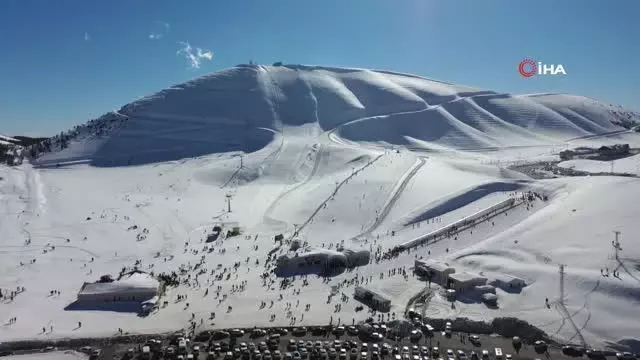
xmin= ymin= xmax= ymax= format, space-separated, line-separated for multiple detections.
xmin=0 ymin=0 xmax=638 ymax=136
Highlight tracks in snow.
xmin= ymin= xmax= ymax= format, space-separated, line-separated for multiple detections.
xmin=351 ymin=157 xmax=426 ymax=242
xmin=326 ymin=91 xmax=509 ymax=151
xmin=292 ymin=153 xmax=385 ymax=239
xmin=262 ymin=143 xmax=323 ymax=226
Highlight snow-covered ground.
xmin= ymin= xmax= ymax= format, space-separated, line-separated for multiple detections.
xmin=1 ymin=65 xmax=639 ymax=351
xmin=558 ymin=154 xmax=640 ymax=175
xmin=5 ymin=351 xmax=87 ymax=360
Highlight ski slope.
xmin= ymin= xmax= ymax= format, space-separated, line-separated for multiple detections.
xmin=2 ymin=64 xmax=640 ymax=351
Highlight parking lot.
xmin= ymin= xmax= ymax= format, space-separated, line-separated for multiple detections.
xmin=101 ymin=325 xmax=566 ymax=360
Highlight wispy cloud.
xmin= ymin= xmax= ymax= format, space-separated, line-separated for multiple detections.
xmin=149 ymin=21 xmax=170 ymax=40
xmin=84 ymin=32 xmax=91 ymax=41
xmin=157 ymin=21 xmax=170 ymax=32
xmin=177 ymin=42 xmax=213 ymax=69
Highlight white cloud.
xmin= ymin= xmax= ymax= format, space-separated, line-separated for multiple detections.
xmin=149 ymin=21 xmax=170 ymax=40
xmin=177 ymin=42 xmax=213 ymax=69
xmin=196 ymin=48 xmax=213 ymax=60
xmin=156 ymin=21 xmax=170 ymax=32
xmin=84 ymin=32 xmax=90 ymax=41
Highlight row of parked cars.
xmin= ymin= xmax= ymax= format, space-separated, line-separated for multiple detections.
xmin=560 ymin=345 xmax=637 ymax=360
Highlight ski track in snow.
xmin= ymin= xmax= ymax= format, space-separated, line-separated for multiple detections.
xmin=294 ymin=153 xmax=385 ymax=238
xmin=351 ymin=156 xmax=426 ymax=242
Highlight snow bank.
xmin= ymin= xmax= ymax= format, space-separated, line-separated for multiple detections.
xmin=5 ymin=351 xmax=88 ymax=360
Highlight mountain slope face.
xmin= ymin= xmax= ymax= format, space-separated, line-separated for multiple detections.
xmin=36 ymin=64 xmax=638 ymax=166
xmin=0 ymin=133 xmax=19 ymax=145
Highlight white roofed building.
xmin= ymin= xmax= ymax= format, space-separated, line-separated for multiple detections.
xmin=489 ymin=273 xmax=526 ymax=291
xmin=354 ymin=286 xmax=392 ymax=312
xmin=414 ymin=259 xmax=455 ymax=285
xmin=481 ymin=293 xmax=498 ymax=306
xmin=275 ymin=248 xmax=370 ymax=277
xmin=446 ymin=271 xmax=487 ymax=292
xmin=474 ymin=284 xmax=496 ymax=294
xmin=77 ymin=272 xmax=159 ymax=302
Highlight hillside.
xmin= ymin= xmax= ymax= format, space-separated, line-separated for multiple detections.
xmin=0 ymin=133 xmax=20 ymax=146
xmin=33 ymin=64 xmax=638 ymax=167
xmin=2 ymin=65 xmax=640 ymax=351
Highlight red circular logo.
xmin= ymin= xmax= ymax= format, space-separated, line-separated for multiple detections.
xmin=518 ymin=59 xmax=537 ymax=78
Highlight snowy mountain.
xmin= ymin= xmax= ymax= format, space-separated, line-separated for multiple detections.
xmin=0 ymin=133 xmax=19 ymax=146
xmin=35 ymin=64 xmax=638 ymax=167
xmin=2 ymin=64 xmax=640 ymax=351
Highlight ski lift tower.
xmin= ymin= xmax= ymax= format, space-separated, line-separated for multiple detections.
xmin=226 ymin=193 xmax=233 ymax=213
xmin=559 ymin=264 xmax=566 ymax=307
xmin=613 ymin=231 xmax=621 ymax=260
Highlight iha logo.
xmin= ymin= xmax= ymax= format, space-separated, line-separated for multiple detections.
xmin=518 ymin=58 xmax=567 ymax=78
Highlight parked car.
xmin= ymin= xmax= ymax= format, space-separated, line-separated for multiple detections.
xmin=213 ymin=331 xmax=230 ymax=340
xmin=252 ymin=329 xmax=267 ymax=338
xmin=534 ymin=341 xmax=548 ymax=354
xmin=586 ymin=349 xmax=606 ymax=359
xmin=346 ymin=326 xmax=359 ymax=335
xmin=562 ymin=346 xmax=585 ymax=357
xmin=447 ymin=350 xmax=455 ymax=358
xmin=381 ymin=344 xmax=391 ymax=355
xmin=332 ymin=326 xmax=345 ymax=336
xmin=230 ymin=329 xmax=245 ymax=337
xmin=410 ymin=330 xmax=423 ymax=341
xmin=432 ymin=348 xmax=440 ymax=357
xmin=616 ymin=352 xmax=635 ymax=360
xmin=293 ymin=327 xmax=308 ymax=336
xmin=469 ymin=335 xmax=480 ymax=346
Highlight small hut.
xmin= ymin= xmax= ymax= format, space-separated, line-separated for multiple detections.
xmin=354 ymin=286 xmax=391 ymax=312
xmin=77 ymin=272 xmax=159 ymax=303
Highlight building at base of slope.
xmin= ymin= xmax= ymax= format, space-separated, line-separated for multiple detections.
xmin=481 ymin=293 xmax=498 ymax=306
xmin=473 ymin=284 xmax=496 ymax=294
xmin=275 ymin=248 xmax=370 ymax=277
xmin=354 ymin=286 xmax=392 ymax=313
xmin=446 ymin=271 xmax=488 ymax=292
xmin=489 ymin=273 xmax=526 ymax=292
xmin=77 ymin=271 xmax=159 ymax=302
xmin=415 ymin=260 xmax=526 ymax=293
xmin=414 ymin=259 xmax=455 ymax=285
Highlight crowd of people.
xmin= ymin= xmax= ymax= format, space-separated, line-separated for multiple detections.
xmin=2 ymin=188 xmax=552 ymax=339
